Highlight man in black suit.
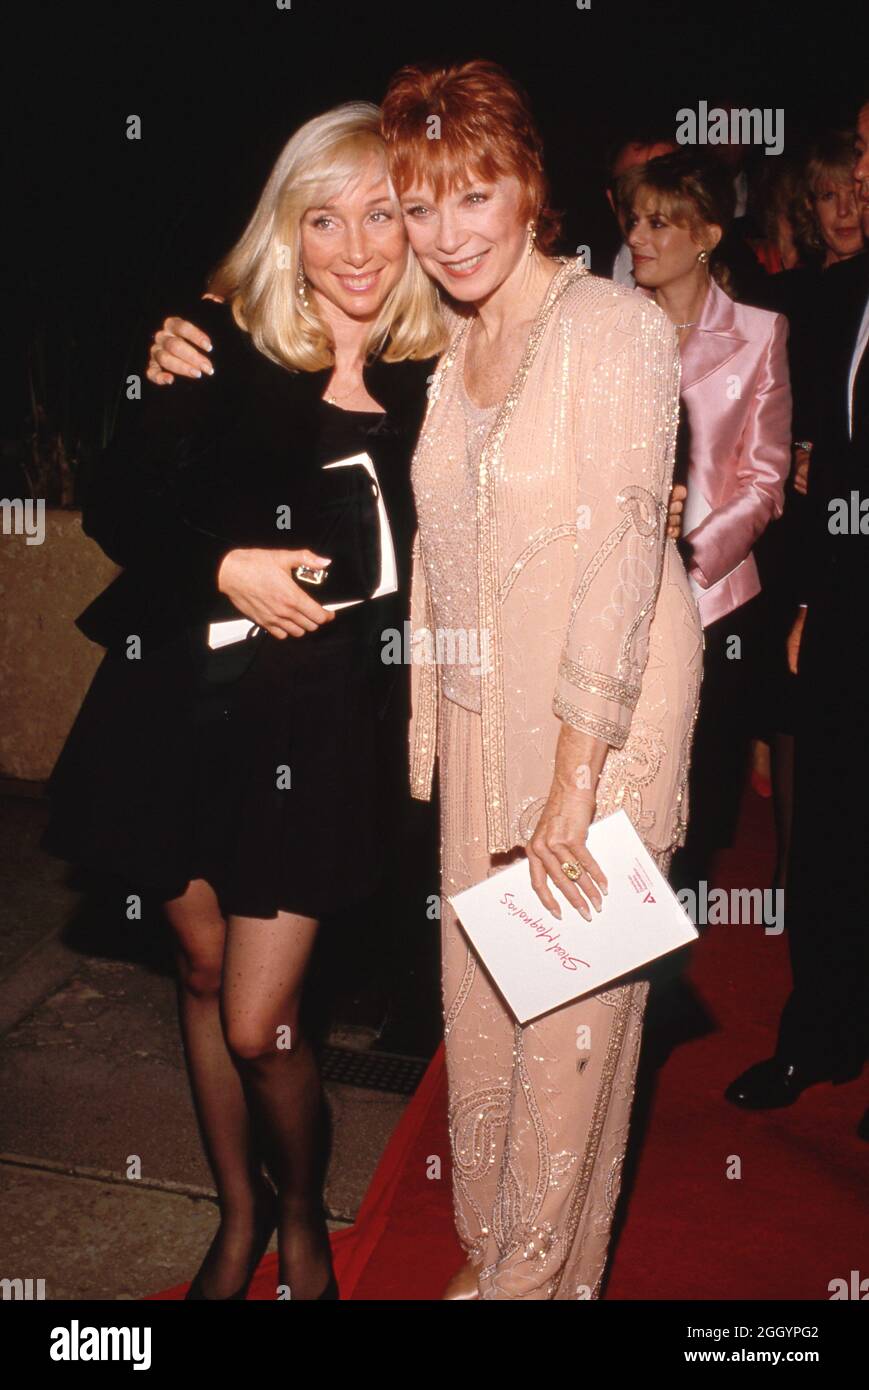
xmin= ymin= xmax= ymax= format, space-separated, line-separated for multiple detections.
xmin=727 ymin=98 xmax=869 ymax=1138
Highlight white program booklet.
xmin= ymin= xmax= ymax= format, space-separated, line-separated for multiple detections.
xmin=207 ymin=618 xmax=262 ymax=651
xmin=448 ymin=809 xmax=698 ymax=1024
xmin=207 ymin=451 xmax=396 ymax=650
xmin=322 ymin=452 xmax=398 ymax=599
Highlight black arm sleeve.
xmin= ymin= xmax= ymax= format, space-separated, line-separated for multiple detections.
xmin=81 ymin=302 xmax=236 ymax=607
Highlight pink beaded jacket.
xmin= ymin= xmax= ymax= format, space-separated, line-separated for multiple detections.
xmin=408 ymin=260 xmax=704 ymax=862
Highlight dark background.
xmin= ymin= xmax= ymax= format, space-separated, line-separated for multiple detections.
xmin=3 ymin=0 xmax=866 ymax=478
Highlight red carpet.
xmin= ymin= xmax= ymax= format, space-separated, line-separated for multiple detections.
xmin=152 ymin=784 xmax=867 ymax=1301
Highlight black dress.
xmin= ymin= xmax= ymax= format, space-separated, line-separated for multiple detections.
xmin=750 ymin=263 xmax=823 ymax=739
xmin=42 ymin=299 xmax=434 ymax=920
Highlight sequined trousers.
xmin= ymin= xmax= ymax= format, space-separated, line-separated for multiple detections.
xmin=439 ymin=694 xmax=673 ymax=1301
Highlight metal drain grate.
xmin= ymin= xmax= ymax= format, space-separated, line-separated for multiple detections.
xmin=321 ymin=1045 xmax=429 ymax=1095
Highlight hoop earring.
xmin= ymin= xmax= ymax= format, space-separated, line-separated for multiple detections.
xmin=297 ymin=264 xmax=310 ymax=307
xmin=528 ymin=221 xmax=538 ymax=256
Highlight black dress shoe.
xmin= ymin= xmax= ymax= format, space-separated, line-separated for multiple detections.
xmin=280 ymin=1257 xmax=340 ymax=1301
xmin=275 ymin=1241 xmax=340 ymax=1300
xmin=316 ymin=1269 xmax=339 ymax=1300
xmin=857 ymin=1108 xmax=869 ymax=1142
xmin=724 ymin=1057 xmax=824 ymax=1110
xmin=185 ymin=1189 xmax=278 ymax=1302
xmin=186 ymin=1271 xmax=248 ymax=1302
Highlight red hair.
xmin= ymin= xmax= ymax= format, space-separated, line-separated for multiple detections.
xmin=380 ymin=60 xmax=562 ymax=252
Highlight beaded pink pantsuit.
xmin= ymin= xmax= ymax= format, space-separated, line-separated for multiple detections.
xmin=439 ymin=696 xmax=680 ymax=1301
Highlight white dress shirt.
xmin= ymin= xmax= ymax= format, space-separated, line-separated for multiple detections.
xmin=848 ymin=290 xmax=869 ymax=439
xmin=611 ymin=241 xmax=635 ymax=287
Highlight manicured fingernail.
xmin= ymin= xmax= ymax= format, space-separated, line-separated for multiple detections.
xmin=204 ymin=342 xmax=212 ymax=352
xmin=195 ymin=370 xmax=202 ymax=379
xmin=205 ymin=363 xmax=214 ymax=375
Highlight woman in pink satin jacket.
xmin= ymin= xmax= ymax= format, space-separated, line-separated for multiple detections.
xmin=664 ymin=275 xmax=791 ymax=629
xmin=618 ymin=150 xmax=792 ymax=888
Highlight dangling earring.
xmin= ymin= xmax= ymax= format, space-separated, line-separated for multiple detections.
xmin=297 ymin=264 xmax=310 ymax=307
xmin=527 ymin=220 xmax=538 ymax=256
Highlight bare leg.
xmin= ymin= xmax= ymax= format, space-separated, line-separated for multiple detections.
xmin=164 ymin=878 xmax=274 ymax=1298
xmin=222 ymin=910 xmax=333 ymax=1301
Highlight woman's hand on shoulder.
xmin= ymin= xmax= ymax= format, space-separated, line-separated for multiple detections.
xmin=667 ymin=483 xmax=687 ymax=540
xmin=146 ymin=295 xmax=223 ymax=385
xmin=217 ymin=548 xmax=337 ymax=639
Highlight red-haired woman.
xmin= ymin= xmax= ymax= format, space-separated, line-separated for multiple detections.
xmin=382 ymin=61 xmax=701 ymax=1300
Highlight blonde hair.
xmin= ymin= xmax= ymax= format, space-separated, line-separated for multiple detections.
xmin=209 ymin=102 xmax=447 ymax=370
xmin=800 ymin=129 xmax=863 ymax=258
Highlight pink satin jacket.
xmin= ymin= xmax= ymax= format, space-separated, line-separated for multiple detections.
xmin=640 ymin=278 xmax=792 ymax=628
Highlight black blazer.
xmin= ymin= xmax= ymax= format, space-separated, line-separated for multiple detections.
xmin=797 ymin=251 xmax=869 ymax=613
xmin=76 ymin=298 xmax=435 ymax=654
xmin=752 ymin=260 xmax=826 ymax=441
xmin=751 ymin=262 xmax=825 ymax=620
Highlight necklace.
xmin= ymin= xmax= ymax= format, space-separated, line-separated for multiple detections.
xmin=674 ymin=320 xmax=699 ymax=329
xmin=324 ymin=380 xmax=362 ymax=405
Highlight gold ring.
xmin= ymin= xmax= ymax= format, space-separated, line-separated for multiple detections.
xmin=561 ymin=861 xmax=583 ymax=881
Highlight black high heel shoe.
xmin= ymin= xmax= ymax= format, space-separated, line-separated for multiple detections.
xmin=279 ymin=1239 xmax=340 ymax=1300
xmin=185 ymin=1187 xmax=278 ymax=1302
xmin=315 ymin=1267 xmax=339 ymax=1300
xmin=280 ymin=1267 xmax=339 ymax=1300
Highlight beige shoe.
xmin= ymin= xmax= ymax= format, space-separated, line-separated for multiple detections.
xmin=442 ymin=1259 xmax=481 ymax=1300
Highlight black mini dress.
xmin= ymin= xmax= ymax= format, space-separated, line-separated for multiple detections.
xmin=43 ymin=323 xmax=429 ymax=921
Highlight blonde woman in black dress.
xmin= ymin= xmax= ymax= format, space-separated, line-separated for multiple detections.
xmin=44 ymin=103 xmax=445 ymax=1301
